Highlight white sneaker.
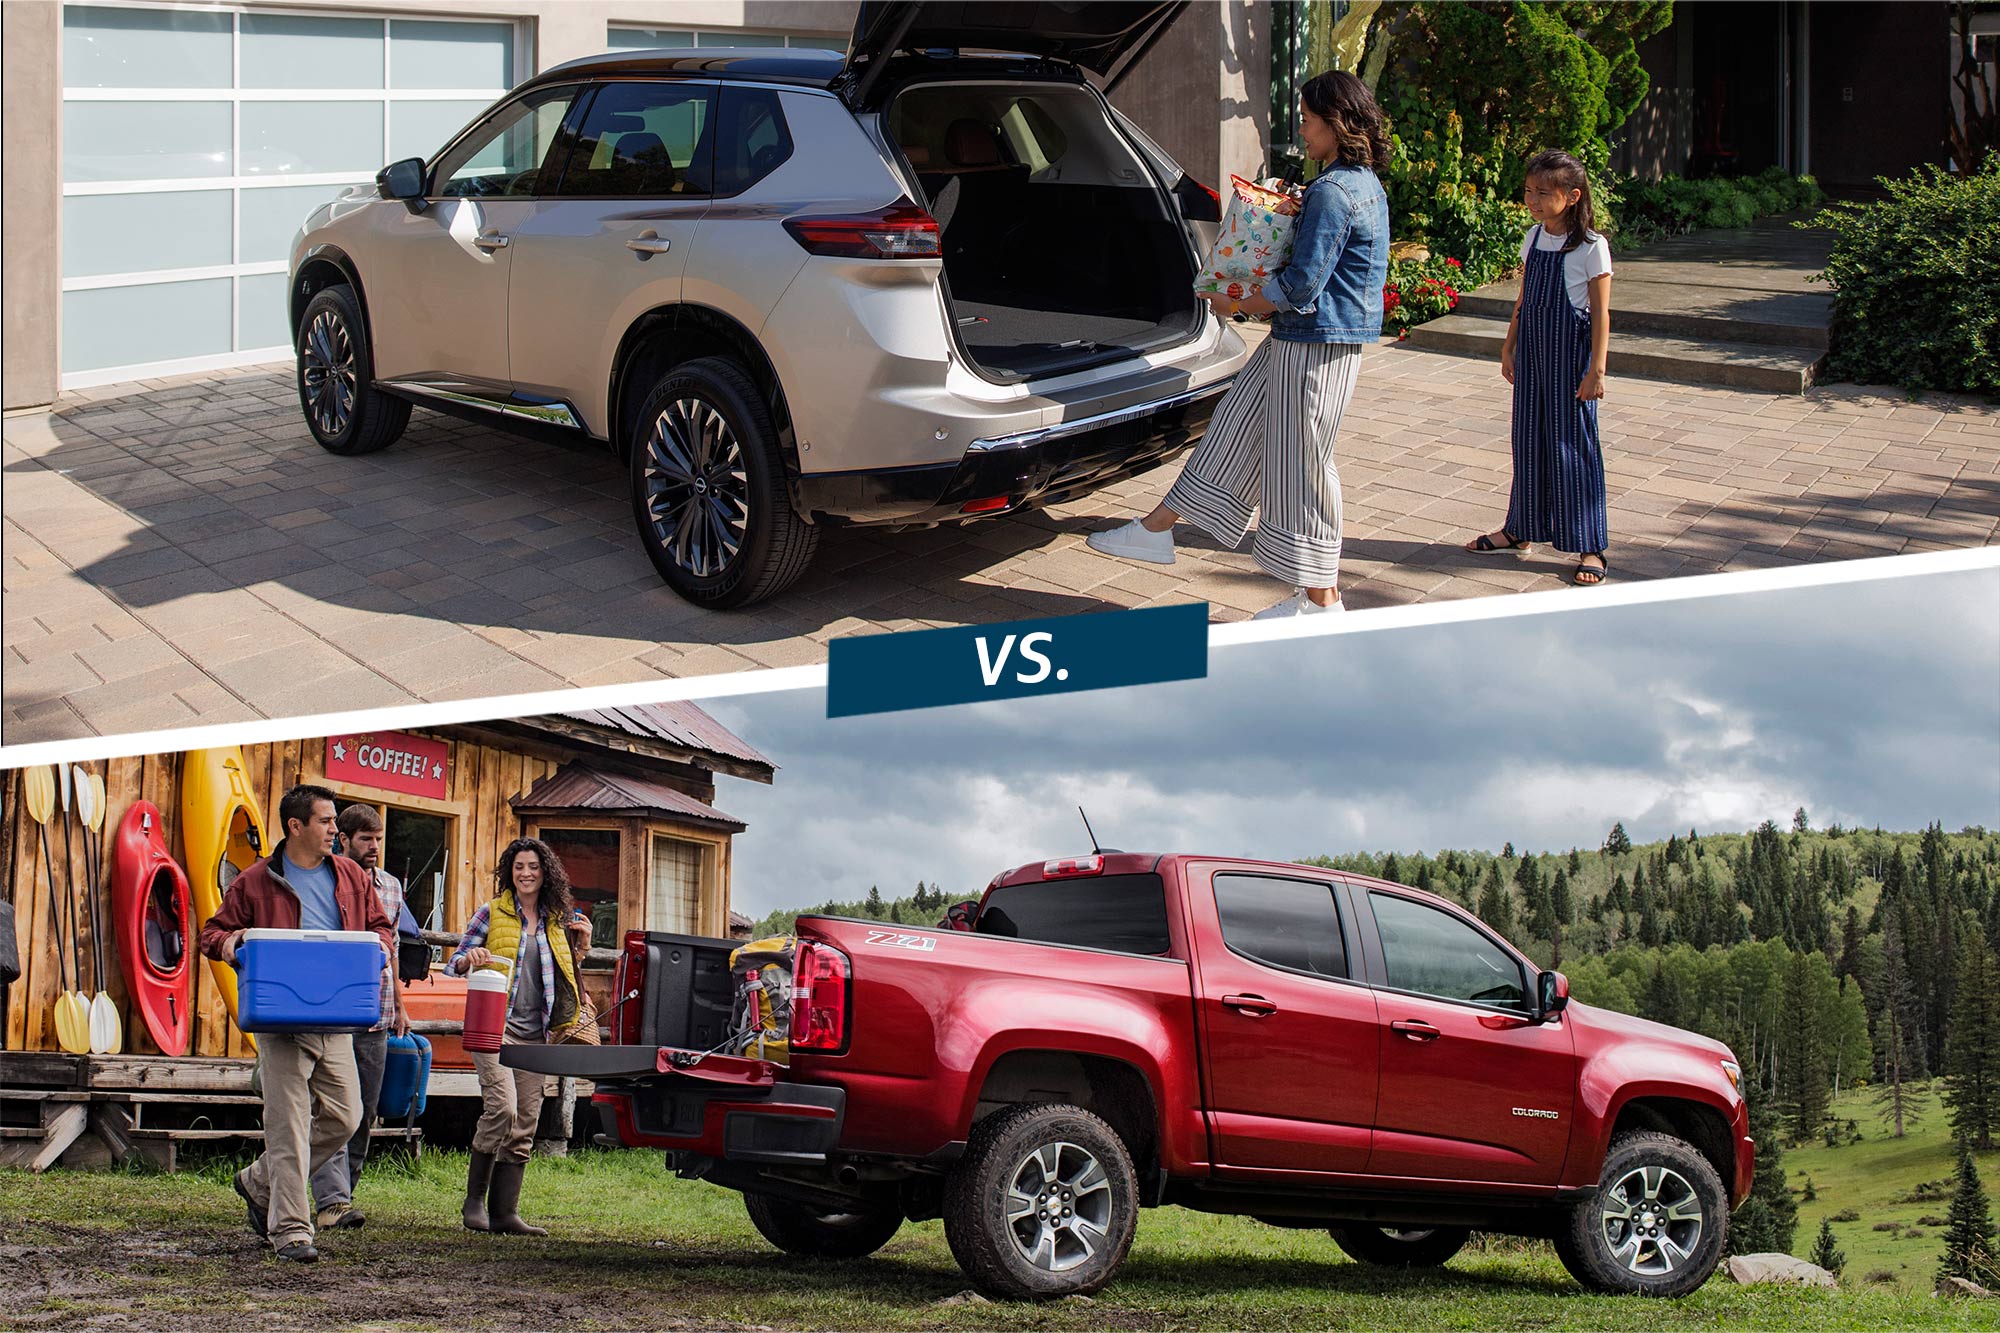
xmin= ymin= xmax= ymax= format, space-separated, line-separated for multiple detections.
xmin=1086 ymin=519 xmax=1176 ymax=566
xmin=1252 ymin=589 xmax=1346 ymax=620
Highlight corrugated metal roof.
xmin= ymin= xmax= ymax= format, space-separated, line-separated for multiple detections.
xmin=512 ymin=761 xmax=747 ymax=832
xmin=556 ymin=704 xmax=772 ymax=772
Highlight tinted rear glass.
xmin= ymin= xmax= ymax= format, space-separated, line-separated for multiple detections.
xmin=978 ymin=874 xmax=1170 ymax=955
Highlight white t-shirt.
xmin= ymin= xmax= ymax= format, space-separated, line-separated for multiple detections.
xmin=1519 ymin=226 xmax=1613 ymax=313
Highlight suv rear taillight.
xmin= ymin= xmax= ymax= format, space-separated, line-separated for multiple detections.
xmin=614 ymin=930 xmax=647 ymax=1047
xmin=783 ymin=204 xmax=941 ymax=259
xmin=1176 ymin=175 xmax=1223 ymax=223
xmin=1042 ymin=855 xmax=1104 ymax=878
xmin=790 ymin=940 xmax=851 ymax=1053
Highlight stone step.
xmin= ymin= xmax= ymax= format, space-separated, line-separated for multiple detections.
xmin=1456 ymin=278 xmax=1831 ymax=350
xmin=1405 ymin=314 xmax=1824 ymax=394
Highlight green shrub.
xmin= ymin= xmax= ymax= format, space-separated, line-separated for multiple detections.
xmin=1809 ymin=154 xmax=2000 ymax=395
xmin=1384 ymin=254 xmax=1468 ymax=335
xmin=1614 ymin=167 xmax=1825 ymax=248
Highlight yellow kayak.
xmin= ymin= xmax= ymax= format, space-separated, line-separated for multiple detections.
xmin=180 ymin=747 xmax=268 ymax=1044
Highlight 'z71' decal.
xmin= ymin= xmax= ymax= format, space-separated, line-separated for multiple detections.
xmin=864 ymin=931 xmax=937 ymax=952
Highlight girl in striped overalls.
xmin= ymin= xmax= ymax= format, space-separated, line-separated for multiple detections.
xmin=1465 ymin=150 xmax=1614 ymax=585
xmin=1089 ymin=71 xmax=1390 ymax=619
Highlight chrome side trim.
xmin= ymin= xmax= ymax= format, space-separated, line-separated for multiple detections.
xmin=390 ymin=381 xmax=584 ymax=431
xmin=967 ymin=378 xmax=1235 ymax=454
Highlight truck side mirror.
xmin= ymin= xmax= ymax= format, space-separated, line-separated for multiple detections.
xmin=941 ymin=901 xmax=979 ymax=931
xmin=1537 ymin=970 xmax=1571 ymax=1020
xmin=377 ymin=157 xmax=429 ymax=213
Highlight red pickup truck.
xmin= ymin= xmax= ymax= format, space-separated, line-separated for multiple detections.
xmin=508 ymin=853 xmax=1752 ymax=1300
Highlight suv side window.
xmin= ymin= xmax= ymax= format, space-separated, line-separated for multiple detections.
xmin=555 ymin=81 xmax=715 ymax=197
xmin=432 ymin=84 xmax=579 ymax=199
xmin=1369 ymin=892 xmax=1529 ymax=1011
xmin=1214 ymin=874 xmax=1347 ymax=980
xmin=713 ymin=86 xmax=793 ymax=196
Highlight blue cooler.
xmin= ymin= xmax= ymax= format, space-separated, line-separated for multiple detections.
xmin=378 ymin=1032 xmax=433 ymax=1119
xmin=237 ymin=928 xmax=385 ymax=1033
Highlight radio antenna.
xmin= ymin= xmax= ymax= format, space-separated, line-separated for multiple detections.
xmin=1079 ymin=806 xmax=1103 ymax=855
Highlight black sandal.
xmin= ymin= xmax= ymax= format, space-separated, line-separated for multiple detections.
xmin=1574 ymin=554 xmax=1608 ymax=586
xmin=1466 ymin=529 xmax=1530 ymax=554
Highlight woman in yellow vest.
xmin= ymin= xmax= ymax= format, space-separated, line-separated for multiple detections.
xmin=449 ymin=837 xmax=593 ymax=1235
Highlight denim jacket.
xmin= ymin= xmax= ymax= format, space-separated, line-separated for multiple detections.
xmin=1259 ymin=162 xmax=1390 ymax=344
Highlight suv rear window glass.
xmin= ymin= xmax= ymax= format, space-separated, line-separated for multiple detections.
xmin=713 ymin=86 xmax=793 ymax=196
xmin=1214 ymin=874 xmax=1347 ymax=980
xmin=556 ymin=81 xmax=714 ymax=197
xmin=978 ymin=874 xmax=1170 ymax=956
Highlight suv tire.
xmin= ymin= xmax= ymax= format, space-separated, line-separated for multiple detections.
xmin=1330 ymin=1225 xmax=1470 ymax=1268
xmin=628 ymin=356 xmax=817 ymax=609
xmin=1554 ymin=1130 xmax=1728 ymax=1297
xmin=943 ymin=1102 xmax=1138 ymax=1301
xmin=295 ymin=285 xmax=410 ymax=456
xmin=742 ymin=1191 xmax=903 ymax=1259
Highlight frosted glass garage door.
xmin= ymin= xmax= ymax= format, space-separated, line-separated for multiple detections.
xmin=59 ymin=4 xmax=519 ymax=389
xmin=606 ymin=26 xmax=844 ymax=53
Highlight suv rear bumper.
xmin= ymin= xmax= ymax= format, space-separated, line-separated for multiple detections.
xmin=794 ymin=375 xmax=1233 ymax=526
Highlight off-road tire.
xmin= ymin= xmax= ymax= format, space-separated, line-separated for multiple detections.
xmin=742 ymin=1190 xmax=903 ymax=1259
xmin=1330 ymin=1224 xmax=1471 ymax=1268
xmin=942 ymin=1102 xmax=1139 ymax=1301
xmin=295 ymin=284 xmax=409 ymax=455
xmin=628 ymin=356 xmax=817 ymax=609
xmin=1553 ymin=1130 xmax=1729 ymax=1297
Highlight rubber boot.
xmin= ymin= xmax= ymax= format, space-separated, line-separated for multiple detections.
xmin=487 ymin=1160 xmax=548 ymax=1236
xmin=462 ymin=1150 xmax=495 ymax=1232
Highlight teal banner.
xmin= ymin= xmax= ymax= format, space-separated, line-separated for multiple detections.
xmin=827 ymin=603 xmax=1209 ymax=718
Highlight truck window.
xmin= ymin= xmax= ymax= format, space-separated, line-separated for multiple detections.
xmin=1369 ymin=892 xmax=1529 ymax=1011
xmin=1214 ymin=874 xmax=1346 ymax=979
xmin=978 ymin=874 xmax=1170 ymax=956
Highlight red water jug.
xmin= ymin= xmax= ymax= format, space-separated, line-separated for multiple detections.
xmin=462 ymin=967 xmax=510 ymax=1053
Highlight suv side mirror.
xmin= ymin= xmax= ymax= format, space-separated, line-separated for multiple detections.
xmin=377 ymin=157 xmax=428 ymax=212
xmin=1537 ymin=970 xmax=1571 ymax=1020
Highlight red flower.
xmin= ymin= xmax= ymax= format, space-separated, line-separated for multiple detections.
xmin=1445 ymin=257 xmax=1462 ymax=268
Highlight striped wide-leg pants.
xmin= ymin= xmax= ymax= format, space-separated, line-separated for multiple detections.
xmin=1164 ymin=337 xmax=1363 ymax=588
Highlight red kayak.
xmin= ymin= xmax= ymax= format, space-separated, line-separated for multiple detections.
xmin=112 ymin=801 xmax=193 ymax=1057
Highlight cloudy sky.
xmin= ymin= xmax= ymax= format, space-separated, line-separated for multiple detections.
xmin=704 ymin=568 xmax=2000 ymax=917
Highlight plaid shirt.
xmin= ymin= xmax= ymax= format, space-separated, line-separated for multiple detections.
xmin=368 ymin=867 xmax=406 ymax=1032
xmin=451 ymin=901 xmax=576 ymax=1036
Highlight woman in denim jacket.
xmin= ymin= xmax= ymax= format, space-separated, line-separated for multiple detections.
xmin=1090 ymin=71 xmax=1390 ymax=619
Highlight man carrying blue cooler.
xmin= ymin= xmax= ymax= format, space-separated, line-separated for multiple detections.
xmin=199 ymin=784 xmax=394 ymax=1263
xmin=311 ymin=803 xmax=410 ymax=1233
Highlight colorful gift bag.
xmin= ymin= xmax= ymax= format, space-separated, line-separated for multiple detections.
xmin=1195 ymin=175 xmax=1304 ymax=301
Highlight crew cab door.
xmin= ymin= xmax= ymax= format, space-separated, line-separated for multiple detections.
xmin=1355 ymin=887 xmax=1576 ymax=1186
xmin=1186 ymin=865 xmax=1377 ymax=1177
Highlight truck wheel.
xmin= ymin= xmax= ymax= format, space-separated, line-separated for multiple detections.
xmin=295 ymin=285 xmax=409 ymax=456
xmin=1553 ymin=1130 xmax=1728 ymax=1297
xmin=742 ymin=1190 xmax=903 ymax=1259
xmin=943 ymin=1102 xmax=1139 ymax=1301
xmin=1330 ymin=1225 xmax=1470 ymax=1268
xmin=628 ymin=356 xmax=817 ymax=609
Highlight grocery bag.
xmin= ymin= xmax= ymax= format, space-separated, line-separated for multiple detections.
xmin=1194 ymin=175 xmax=1303 ymax=302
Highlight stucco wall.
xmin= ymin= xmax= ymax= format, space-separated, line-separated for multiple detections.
xmin=4 ymin=2 xmax=61 ymax=411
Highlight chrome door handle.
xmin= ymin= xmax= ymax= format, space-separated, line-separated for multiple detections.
xmin=1222 ymin=993 xmax=1278 ymax=1017
xmin=1391 ymin=1019 xmax=1441 ymax=1042
xmin=626 ymin=231 xmax=672 ymax=256
xmin=473 ymin=232 xmax=510 ymax=251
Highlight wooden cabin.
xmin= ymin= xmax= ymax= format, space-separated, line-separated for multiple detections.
xmin=1 ymin=703 xmax=773 ymax=1062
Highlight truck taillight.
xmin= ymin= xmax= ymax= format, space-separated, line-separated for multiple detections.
xmin=790 ymin=941 xmax=850 ymax=1053
xmin=1042 ymin=855 xmax=1103 ymax=878
xmin=614 ymin=930 xmax=647 ymax=1047
xmin=783 ymin=203 xmax=941 ymax=259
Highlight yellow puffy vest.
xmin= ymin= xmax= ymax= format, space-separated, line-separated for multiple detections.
xmin=479 ymin=891 xmax=579 ymax=1035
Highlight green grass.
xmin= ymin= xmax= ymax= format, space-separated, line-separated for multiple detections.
xmin=1789 ymin=1080 xmax=1998 ymax=1291
xmin=6 ymin=1147 xmax=2000 ymax=1330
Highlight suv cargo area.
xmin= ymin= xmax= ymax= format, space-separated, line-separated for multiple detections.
xmin=886 ymin=80 xmax=1203 ymax=382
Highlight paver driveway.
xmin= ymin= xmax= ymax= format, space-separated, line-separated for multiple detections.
xmin=5 ymin=325 xmax=1997 ymax=743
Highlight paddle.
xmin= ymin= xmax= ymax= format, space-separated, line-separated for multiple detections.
xmin=75 ymin=766 xmax=121 ymax=1054
xmin=24 ymin=767 xmax=87 ymax=1054
xmin=57 ymin=765 xmax=91 ymax=1054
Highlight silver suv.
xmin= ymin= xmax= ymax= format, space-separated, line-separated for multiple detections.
xmin=288 ymin=1 xmax=1245 ymax=608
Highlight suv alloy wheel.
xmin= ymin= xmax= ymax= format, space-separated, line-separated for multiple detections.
xmin=295 ymin=285 xmax=409 ymax=456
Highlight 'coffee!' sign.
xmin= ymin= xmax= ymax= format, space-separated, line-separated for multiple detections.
xmin=326 ymin=730 xmax=451 ymax=800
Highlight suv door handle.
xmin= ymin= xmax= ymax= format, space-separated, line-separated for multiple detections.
xmin=473 ymin=231 xmax=510 ymax=251
xmin=626 ymin=231 xmax=672 ymax=256
xmin=1391 ymin=1019 xmax=1442 ymax=1042
xmin=1222 ymin=994 xmax=1278 ymax=1017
